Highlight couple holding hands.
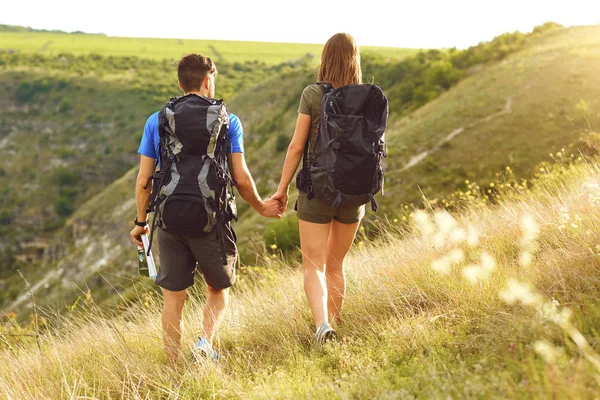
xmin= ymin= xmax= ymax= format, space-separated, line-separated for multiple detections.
xmin=131 ymin=32 xmax=385 ymax=365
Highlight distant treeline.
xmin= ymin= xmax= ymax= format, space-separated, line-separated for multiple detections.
xmin=0 ymin=24 xmax=105 ymax=36
xmin=364 ymin=22 xmax=563 ymax=113
xmin=0 ymin=51 xmax=312 ymax=105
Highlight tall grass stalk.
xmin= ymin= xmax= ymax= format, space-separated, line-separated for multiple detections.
xmin=3 ymin=162 xmax=600 ymax=398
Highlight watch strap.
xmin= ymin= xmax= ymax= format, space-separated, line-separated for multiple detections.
xmin=134 ymin=217 xmax=147 ymax=227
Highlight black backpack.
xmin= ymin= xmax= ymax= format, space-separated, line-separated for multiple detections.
xmin=297 ymin=83 xmax=388 ymax=211
xmin=145 ymin=94 xmax=237 ymax=264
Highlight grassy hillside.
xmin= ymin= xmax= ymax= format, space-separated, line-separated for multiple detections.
xmin=0 ymin=22 xmax=588 ymax=313
xmin=221 ymin=23 xmax=600 ymax=241
xmin=382 ymin=25 xmax=600 ymax=209
xmin=2 ymin=146 xmax=600 ymax=398
xmin=0 ymin=54 xmax=315 ymax=281
xmin=0 ymin=28 xmax=416 ymax=64
xmin=0 ymin=25 xmax=415 ymax=272
xmin=4 ymin=22 xmax=600 ymax=398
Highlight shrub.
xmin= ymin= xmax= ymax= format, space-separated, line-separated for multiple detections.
xmin=55 ymin=196 xmax=74 ymax=216
xmin=275 ymin=133 xmax=289 ymax=152
xmin=55 ymin=168 xmax=79 ymax=186
xmin=59 ymin=99 xmax=73 ymax=113
xmin=264 ymin=214 xmax=300 ymax=254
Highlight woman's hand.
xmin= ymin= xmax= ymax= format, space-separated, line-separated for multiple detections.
xmin=271 ymin=189 xmax=289 ymax=213
xmin=260 ymin=198 xmax=284 ymax=218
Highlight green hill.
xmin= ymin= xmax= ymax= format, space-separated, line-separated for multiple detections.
xmin=0 ymin=26 xmax=415 ymax=266
xmin=4 ymin=22 xmax=600 ymax=397
xmin=382 ymin=24 xmax=600 ymax=209
xmin=0 ymin=52 xmax=314 ymax=271
xmin=2 ymin=22 xmax=598 ymax=315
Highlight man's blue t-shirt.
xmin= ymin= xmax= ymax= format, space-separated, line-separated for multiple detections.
xmin=137 ymin=111 xmax=244 ymax=162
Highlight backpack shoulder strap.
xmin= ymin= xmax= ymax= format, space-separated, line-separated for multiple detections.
xmin=317 ymin=81 xmax=334 ymax=93
xmin=301 ymin=83 xmax=333 ymax=167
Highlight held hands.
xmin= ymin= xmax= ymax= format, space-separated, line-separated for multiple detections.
xmin=271 ymin=189 xmax=289 ymax=213
xmin=130 ymin=225 xmax=148 ymax=248
xmin=261 ymin=197 xmax=284 ymax=219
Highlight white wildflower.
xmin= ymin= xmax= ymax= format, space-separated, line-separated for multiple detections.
xmin=432 ymin=257 xmax=451 ymax=274
xmin=467 ymin=224 xmax=480 ymax=247
xmin=520 ymin=214 xmax=539 ymax=247
xmin=462 ymin=251 xmax=496 ymax=284
xmin=449 ymin=227 xmax=467 ymax=244
xmin=534 ymin=340 xmax=562 ymax=364
xmin=480 ymin=251 xmax=496 ymax=271
xmin=463 ymin=265 xmax=482 ymax=284
xmin=431 ymin=211 xmax=458 ymax=247
xmin=433 ymin=232 xmax=446 ymax=248
xmin=431 ymin=249 xmax=464 ymax=275
xmin=500 ymin=279 xmax=542 ymax=306
xmin=519 ymin=251 xmax=534 ymax=267
xmin=413 ymin=210 xmax=435 ymax=239
xmin=448 ymin=249 xmax=465 ymax=264
xmin=588 ymin=192 xmax=600 ymax=207
xmin=434 ymin=210 xmax=457 ymax=234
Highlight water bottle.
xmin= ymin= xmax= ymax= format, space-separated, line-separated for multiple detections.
xmin=137 ymin=245 xmax=150 ymax=277
xmin=139 ymin=233 xmax=157 ymax=280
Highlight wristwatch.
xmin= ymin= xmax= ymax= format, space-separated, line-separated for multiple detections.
xmin=134 ymin=217 xmax=147 ymax=227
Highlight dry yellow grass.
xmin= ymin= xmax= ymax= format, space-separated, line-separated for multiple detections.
xmin=2 ymin=160 xmax=600 ymax=398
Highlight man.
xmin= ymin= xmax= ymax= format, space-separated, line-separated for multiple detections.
xmin=130 ymin=54 xmax=281 ymax=365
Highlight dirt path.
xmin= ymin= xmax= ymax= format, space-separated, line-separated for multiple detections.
xmin=399 ymin=96 xmax=513 ymax=172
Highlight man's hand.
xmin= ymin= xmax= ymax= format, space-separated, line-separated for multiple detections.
xmin=271 ymin=189 xmax=289 ymax=213
xmin=130 ymin=225 xmax=148 ymax=248
xmin=261 ymin=198 xmax=284 ymax=218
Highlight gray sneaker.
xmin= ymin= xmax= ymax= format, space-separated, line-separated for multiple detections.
xmin=315 ymin=322 xmax=337 ymax=344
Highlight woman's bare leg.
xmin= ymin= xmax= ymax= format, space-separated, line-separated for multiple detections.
xmin=299 ymin=220 xmax=332 ymax=328
xmin=326 ymin=220 xmax=360 ymax=325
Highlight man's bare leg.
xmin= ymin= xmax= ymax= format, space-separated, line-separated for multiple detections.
xmin=202 ymin=286 xmax=229 ymax=343
xmin=162 ymin=288 xmax=187 ymax=366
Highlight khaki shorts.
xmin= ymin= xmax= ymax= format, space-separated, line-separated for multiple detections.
xmin=296 ymin=191 xmax=365 ymax=225
xmin=155 ymin=223 xmax=237 ymax=291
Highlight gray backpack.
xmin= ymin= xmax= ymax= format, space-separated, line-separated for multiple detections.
xmin=297 ymin=83 xmax=388 ymax=211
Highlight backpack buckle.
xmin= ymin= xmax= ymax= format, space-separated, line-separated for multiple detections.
xmin=379 ymin=144 xmax=388 ymax=158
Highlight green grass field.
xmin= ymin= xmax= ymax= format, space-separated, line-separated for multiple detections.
xmin=0 ymin=31 xmax=417 ymax=64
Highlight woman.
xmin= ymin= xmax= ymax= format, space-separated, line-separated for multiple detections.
xmin=272 ymin=33 xmax=365 ymax=343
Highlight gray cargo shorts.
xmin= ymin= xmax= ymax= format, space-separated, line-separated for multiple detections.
xmin=155 ymin=223 xmax=237 ymax=291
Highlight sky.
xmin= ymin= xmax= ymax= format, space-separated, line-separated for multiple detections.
xmin=2 ymin=0 xmax=599 ymax=49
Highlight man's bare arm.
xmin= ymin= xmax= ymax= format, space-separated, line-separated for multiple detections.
xmin=228 ymin=153 xmax=281 ymax=218
xmin=130 ymin=155 xmax=156 ymax=247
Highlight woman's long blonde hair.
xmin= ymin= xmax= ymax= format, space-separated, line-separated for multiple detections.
xmin=318 ymin=33 xmax=362 ymax=88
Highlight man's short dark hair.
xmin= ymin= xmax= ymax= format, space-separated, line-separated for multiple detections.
xmin=177 ymin=54 xmax=217 ymax=93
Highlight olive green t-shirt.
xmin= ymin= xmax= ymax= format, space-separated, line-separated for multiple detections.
xmin=297 ymin=83 xmax=325 ymax=157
